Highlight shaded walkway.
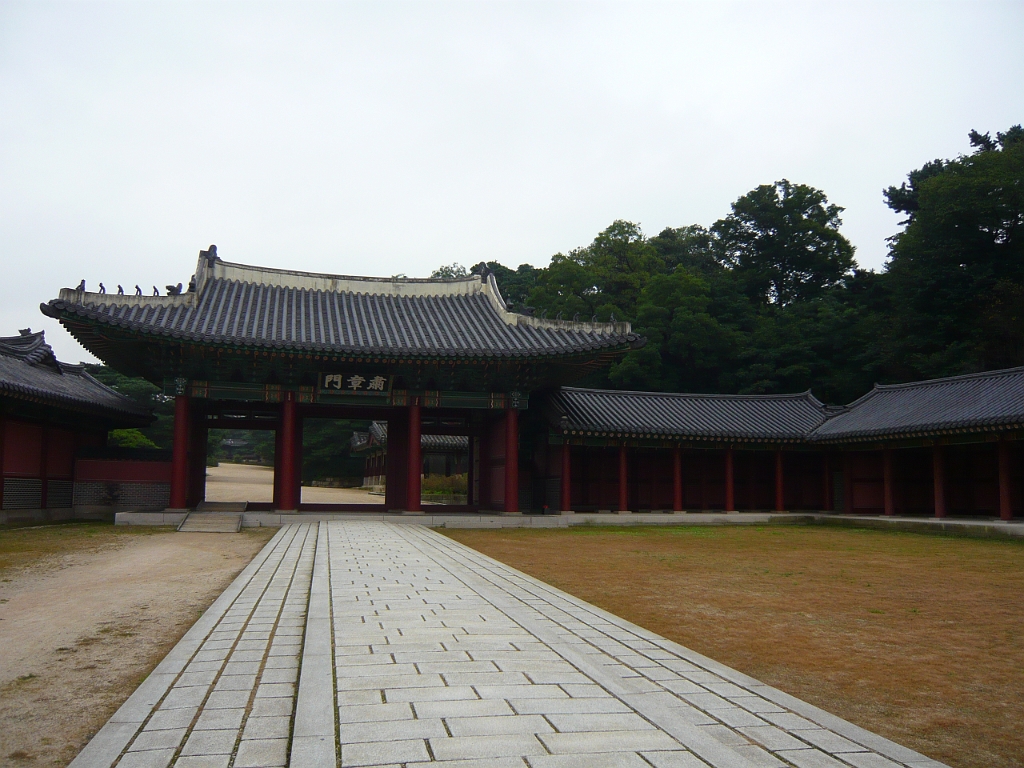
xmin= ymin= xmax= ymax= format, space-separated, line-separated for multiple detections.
xmin=72 ymin=522 xmax=948 ymax=768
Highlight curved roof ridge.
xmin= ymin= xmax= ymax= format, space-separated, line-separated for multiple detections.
xmin=0 ymin=329 xmax=61 ymax=370
xmin=0 ymin=330 xmax=150 ymax=423
xmin=550 ymin=386 xmax=828 ymax=441
xmin=209 ymin=256 xmax=486 ymax=294
xmin=560 ymin=385 xmax=823 ymax=405
xmin=872 ymin=365 xmax=1024 ymax=390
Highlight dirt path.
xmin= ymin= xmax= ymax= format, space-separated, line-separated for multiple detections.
xmin=0 ymin=525 xmax=275 ymax=767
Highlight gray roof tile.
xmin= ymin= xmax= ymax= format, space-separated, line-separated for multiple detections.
xmin=0 ymin=330 xmax=150 ymax=423
xmin=350 ymin=422 xmax=468 ymax=452
xmin=548 ymin=387 xmax=828 ymax=442
xmin=44 ymin=256 xmax=641 ymax=359
xmin=810 ymin=367 xmax=1024 ymax=442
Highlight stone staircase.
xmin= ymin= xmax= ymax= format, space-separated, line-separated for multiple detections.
xmin=177 ymin=502 xmax=246 ymax=533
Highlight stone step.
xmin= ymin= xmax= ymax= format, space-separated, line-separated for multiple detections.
xmin=177 ymin=512 xmax=242 ymax=533
xmin=195 ymin=501 xmax=248 ymax=513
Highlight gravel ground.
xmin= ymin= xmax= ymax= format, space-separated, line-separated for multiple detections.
xmin=0 ymin=524 xmax=274 ymax=767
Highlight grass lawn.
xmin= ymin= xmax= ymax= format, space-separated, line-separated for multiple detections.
xmin=443 ymin=523 xmax=1024 ymax=768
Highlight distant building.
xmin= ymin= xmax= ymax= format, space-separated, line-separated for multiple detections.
xmin=351 ymin=421 xmax=468 ymax=489
xmin=0 ymin=329 xmax=165 ymax=522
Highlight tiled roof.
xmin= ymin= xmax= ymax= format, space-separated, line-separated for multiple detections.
xmin=548 ymin=387 xmax=828 ymax=442
xmin=810 ymin=367 xmax=1024 ymax=442
xmin=350 ymin=421 xmax=469 ymax=452
xmin=43 ymin=252 xmax=641 ymax=359
xmin=0 ymin=330 xmax=150 ymax=423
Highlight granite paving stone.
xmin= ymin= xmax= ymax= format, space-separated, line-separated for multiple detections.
xmin=68 ymin=521 xmax=951 ymax=768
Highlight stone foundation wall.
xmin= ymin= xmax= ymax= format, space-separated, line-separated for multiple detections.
xmin=72 ymin=481 xmax=170 ymax=510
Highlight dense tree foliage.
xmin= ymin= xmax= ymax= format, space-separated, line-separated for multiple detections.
xmin=85 ymin=364 xmax=174 ymax=447
xmin=882 ymin=126 xmax=1024 ymax=377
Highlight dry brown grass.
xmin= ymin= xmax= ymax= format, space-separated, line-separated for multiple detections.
xmin=443 ymin=523 xmax=1024 ymax=768
xmin=0 ymin=522 xmax=167 ymax=575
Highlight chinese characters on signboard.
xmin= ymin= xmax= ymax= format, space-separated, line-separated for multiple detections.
xmin=319 ymin=373 xmax=392 ymax=394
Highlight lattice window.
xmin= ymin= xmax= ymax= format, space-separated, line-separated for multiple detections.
xmin=2 ymin=478 xmax=42 ymax=509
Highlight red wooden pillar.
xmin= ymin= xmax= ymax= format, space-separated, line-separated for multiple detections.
xmin=277 ymin=394 xmax=299 ymax=511
xmin=932 ymin=444 xmax=946 ymax=518
xmin=560 ymin=442 xmax=572 ymax=512
xmin=883 ymin=448 xmax=895 ymax=516
xmin=293 ymin=414 xmax=304 ymax=507
xmin=672 ymin=445 xmax=683 ymax=512
xmin=998 ymin=438 xmax=1013 ymax=521
xmin=504 ymin=408 xmax=519 ymax=513
xmin=187 ymin=413 xmax=209 ymax=508
xmin=617 ymin=444 xmax=628 ymax=512
xmin=843 ymin=452 xmax=853 ymax=514
xmin=466 ymin=436 xmax=475 ymax=506
xmin=39 ymin=427 xmax=50 ymax=509
xmin=724 ymin=447 xmax=735 ymax=512
xmin=822 ymin=452 xmax=832 ymax=511
xmin=0 ymin=412 xmax=5 ymax=510
xmin=170 ymin=395 xmax=191 ymax=509
xmin=407 ymin=402 xmax=422 ymax=512
xmin=385 ymin=409 xmax=408 ymax=511
xmin=699 ymin=453 xmax=707 ymax=510
xmin=479 ymin=419 xmax=491 ymax=509
xmin=773 ymin=448 xmax=784 ymax=512
xmin=272 ymin=424 xmax=284 ymax=508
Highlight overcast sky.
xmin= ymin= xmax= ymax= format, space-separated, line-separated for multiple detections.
xmin=2 ymin=1 xmax=1022 ymax=363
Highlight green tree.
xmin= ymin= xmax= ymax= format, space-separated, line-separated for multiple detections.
xmin=469 ymin=262 xmax=541 ymax=309
xmin=430 ymin=263 xmax=468 ymax=279
xmin=713 ymin=180 xmax=856 ymax=306
xmin=882 ymin=125 xmax=1024 ymax=377
xmin=107 ymin=428 xmax=160 ymax=449
xmin=649 ymin=225 xmax=718 ymax=274
xmin=527 ymin=221 xmax=666 ymax=322
xmin=85 ymin=364 xmax=171 ymax=448
xmin=609 ymin=267 xmax=746 ymax=393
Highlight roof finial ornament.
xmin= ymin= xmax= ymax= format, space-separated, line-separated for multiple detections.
xmin=592 ymin=314 xmax=597 ymax=322
xmin=610 ymin=313 xmax=616 ymax=323
xmin=556 ymin=311 xmax=563 ymax=320
xmin=98 ymin=283 xmax=106 ymax=294
xmin=152 ymin=286 xmax=160 ymax=296
xmin=166 ymin=283 xmax=183 ymax=296
xmin=117 ymin=285 xmax=124 ymax=295
xmin=188 ymin=276 xmax=197 ymax=292
xmin=573 ymin=312 xmax=580 ymax=322
xmin=77 ymin=279 xmax=85 ymax=291
xmin=199 ymin=244 xmax=218 ymax=263
xmin=135 ymin=285 xmax=142 ymax=296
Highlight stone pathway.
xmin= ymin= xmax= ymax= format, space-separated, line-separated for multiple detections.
xmin=72 ymin=522 xmax=948 ymax=768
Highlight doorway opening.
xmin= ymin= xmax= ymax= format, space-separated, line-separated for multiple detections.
xmin=204 ymin=429 xmax=275 ymax=504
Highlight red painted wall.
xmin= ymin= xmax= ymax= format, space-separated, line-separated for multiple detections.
xmin=3 ymin=420 xmax=42 ymax=476
xmin=46 ymin=429 xmax=76 ymax=479
xmin=75 ymin=459 xmax=172 ymax=483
